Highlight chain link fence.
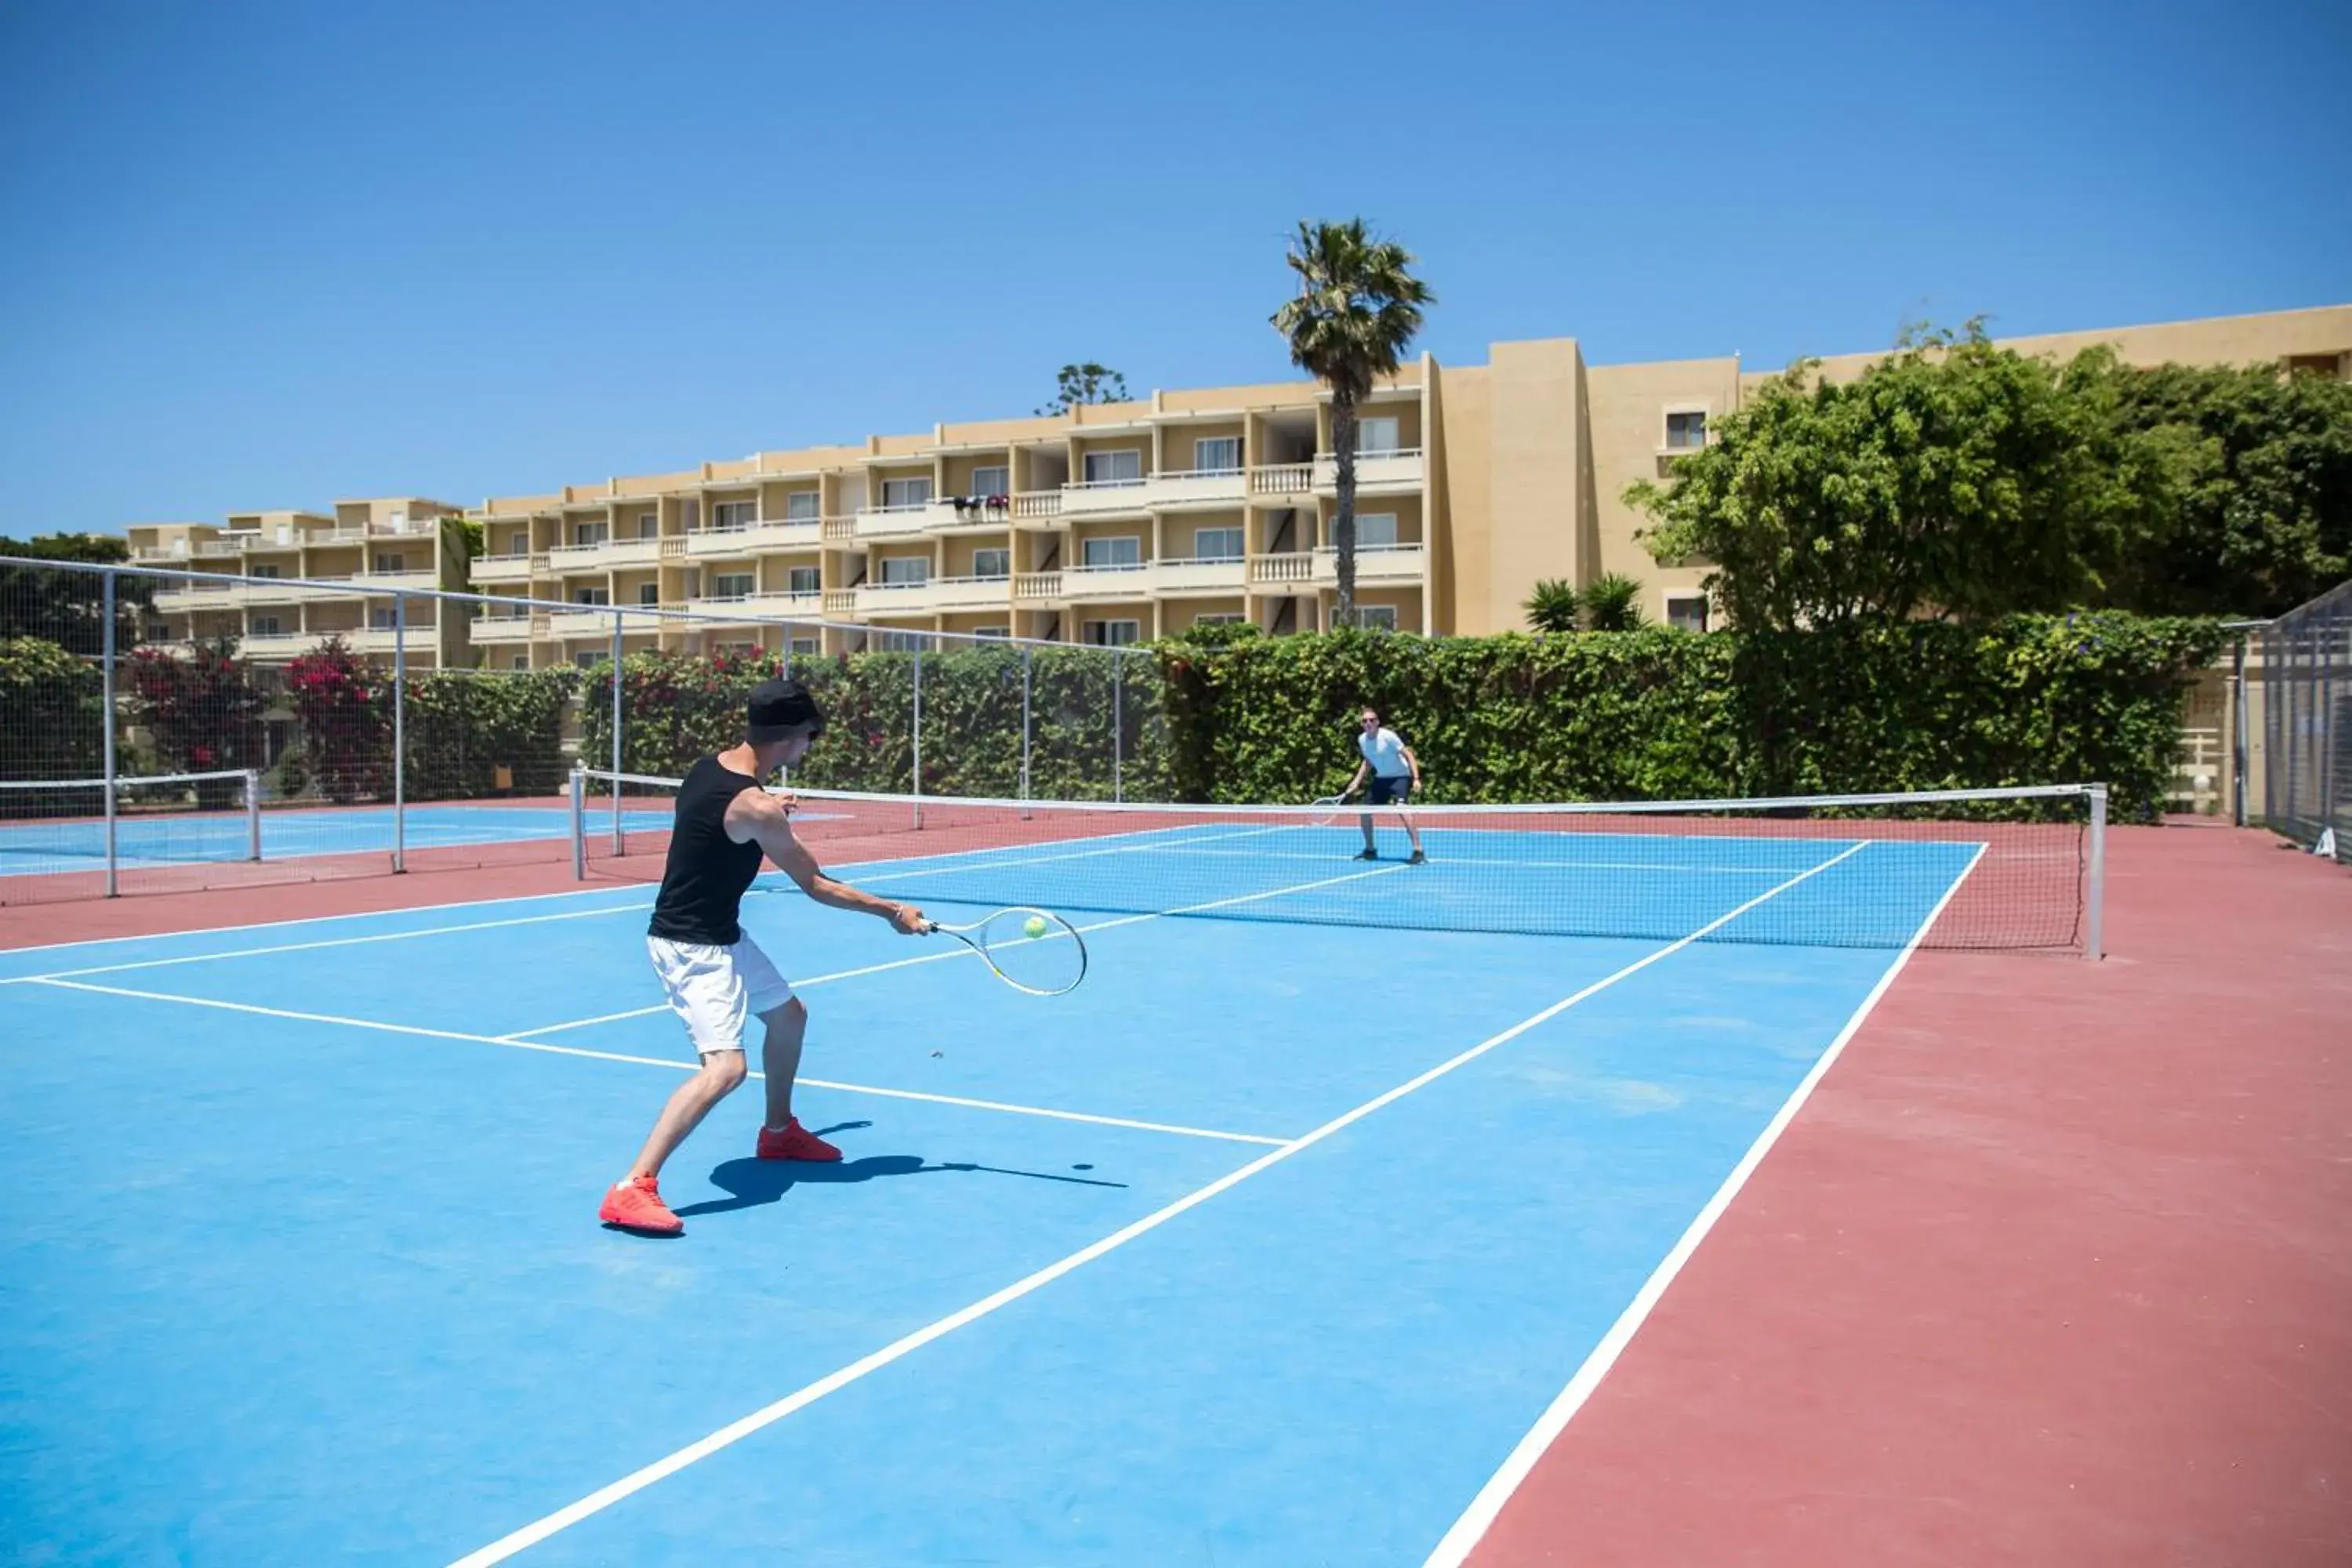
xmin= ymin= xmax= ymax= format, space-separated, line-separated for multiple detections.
xmin=2258 ymin=577 xmax=2351 ymax=861
xmin=0 ymin=556 xmax=1163 ymax=906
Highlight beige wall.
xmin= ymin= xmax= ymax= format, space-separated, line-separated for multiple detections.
xmin=1582 ymin=355 xmax=1744 ymax=601
xmin=1474 ymin=338 xmax=1584 ymax=633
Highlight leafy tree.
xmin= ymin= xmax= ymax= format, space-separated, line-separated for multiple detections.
xmin=0 ymin=637 xmax=106 ymax=802
xmin=1581 ymin=573 xmax=1650 ymax=631
xmin=1629 ymin=325 xmax=2168 ymax=633
xmin=0 ymin=532 xmax=153 ymax=655
xmin=2088 ymin=358 xmax=2352 ymax=617
xmin=1272 ymin=219 xmax=1435 ymax=626
xmin=125 ymin=637 xmax=265 ymax=808
xmin=285 ymin=636 xmax=393 ymax=804
xmin=1524 ymin=579 xmax=1581 ymax=633
xmin=1035 ymin=363 xmax=1132 ymax=416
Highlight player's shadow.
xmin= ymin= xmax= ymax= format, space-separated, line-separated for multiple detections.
xmin=675 ymin=1120 xmax=1127 ymax=1219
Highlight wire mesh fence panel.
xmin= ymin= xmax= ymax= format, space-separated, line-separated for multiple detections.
xmin=2259 ymin=578 xmax=2351 ymax=862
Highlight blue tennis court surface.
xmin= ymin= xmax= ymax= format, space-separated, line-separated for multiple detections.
xmin=0 ymin=804 xmax=677 ymax=877
xmin=0 ymin=827 xmax=1981 ymax=1565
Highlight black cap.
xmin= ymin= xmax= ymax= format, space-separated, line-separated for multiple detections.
xmin=746 ymin=677 xmax=825 ymax=742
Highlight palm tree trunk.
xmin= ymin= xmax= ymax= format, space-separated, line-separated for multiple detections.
xmin=1331 ymin=393 xmax=1357 ymax=627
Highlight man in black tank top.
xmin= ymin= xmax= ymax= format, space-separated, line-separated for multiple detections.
xmin=600 ymin=677 xmax=926 ymax=1237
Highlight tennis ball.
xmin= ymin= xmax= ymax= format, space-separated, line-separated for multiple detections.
xmin=1023 ymin=915 xmax=1048 ymax=939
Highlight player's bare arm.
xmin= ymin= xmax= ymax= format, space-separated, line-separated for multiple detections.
xmin=724 ymin=789 xmax=926 ymax=933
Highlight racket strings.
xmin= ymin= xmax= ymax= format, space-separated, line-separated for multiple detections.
xmin=968 ymin=907 xmax=1087 ymax=996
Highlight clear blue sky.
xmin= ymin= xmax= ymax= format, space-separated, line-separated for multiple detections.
xmin=2 ymin=0 xmax=2345 ymax=535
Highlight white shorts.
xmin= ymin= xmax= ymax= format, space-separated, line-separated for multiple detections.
xmin=645 ymin=935 xmax=795 ymax=1057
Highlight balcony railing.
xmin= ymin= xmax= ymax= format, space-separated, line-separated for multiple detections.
xmin=852 ymin=504 xmax=933 ymax=539
xmin=821 ymin=516 xmax=857 ymax=544
xmin=1058 ymin=477 xmax=1152 ymax=517
xmin=1014 ymin=572 xmax=1062 ymax=601
xmin=1249 ymin=552 xmax=1316 ymax=585
xmin=1010 ymin=492 xmax=1062 ymax=521
xmin=1250 ymin=464 xmax=1315 ymax=496
xmin=687 ymin=519 xmax=822 ymax=555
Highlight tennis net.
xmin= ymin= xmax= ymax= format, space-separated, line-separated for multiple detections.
xmin=0 ymin=769 xmax=262 ymax=887
xmin=572 ymin=769 xmax=2106 ymax=955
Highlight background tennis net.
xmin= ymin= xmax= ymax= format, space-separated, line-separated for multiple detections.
xmin=572 ymin=769 xmax=2105 ymax=954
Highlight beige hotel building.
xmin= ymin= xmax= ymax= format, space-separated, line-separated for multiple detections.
xmin=127 ymin=304 xmax=2350 ymax=669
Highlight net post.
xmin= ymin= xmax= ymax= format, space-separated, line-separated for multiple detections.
xmin=911 ymin=644 xmax=924 ymax=830
xmin=392 ymin=592 xmax=407 ymax=873
xmin=244 ymin=769 xmax=261 ymax=861
xmin=101 ymin=569 xmax=118 ymax=898
xmin=569 ymin=766 xmax=586 ymax=880
xmin=608 ymin=615 xmax=624 ymax=856
xmin=2085 ymin=782 xmax=2107 ymax=961
xmin=1019 ymin=645 xmax=1033 ymax=822
xmin=1112 ymin=648 xmax=1123 ymax=803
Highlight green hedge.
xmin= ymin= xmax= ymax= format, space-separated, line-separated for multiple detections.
xmin=579 ymin=647 xmax=1170 ymax=800
xmin=0 ymin=636 xmax=106 ymax=815
xmin=405 ymin=667 xmax=580 ymax=800
xmin=1158 ymin=616 xmax=2225 ymax=821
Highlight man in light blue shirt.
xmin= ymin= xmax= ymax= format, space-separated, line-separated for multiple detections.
xmin=1342 ymin=706 xmax=1428 ymax=864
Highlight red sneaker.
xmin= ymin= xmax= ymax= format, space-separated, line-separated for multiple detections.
xmin=757 ymin=1117 xmax=842 ymax=1163
xmin=599 ymin=1174 xmax=683 ymax=1236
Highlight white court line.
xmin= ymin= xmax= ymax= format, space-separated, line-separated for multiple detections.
xmin=442 ymin=840 xmax=1870 ymax=1568
xmin=506 ymin=861 xmax=1410 ymax=1039
xmin=1418 ymin=839 xmax=1982 ymax=1567
xmin=24 ymin=978 xmax=1283 ymax=1146
xmin=0 ymin=817 xmax=1250 ymax=980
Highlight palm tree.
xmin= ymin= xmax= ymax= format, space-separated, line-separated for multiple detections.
xmin=1581 ymin=572 xmax=1650 ymax=631
xmin=1525 ymin=579 xmax=1581 ymax=633
xmin=1271 ymin=220 xmax=1434 ymax=627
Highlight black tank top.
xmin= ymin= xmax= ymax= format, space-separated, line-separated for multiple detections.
xmin=648 ymin=755 xmax=768 ymax=945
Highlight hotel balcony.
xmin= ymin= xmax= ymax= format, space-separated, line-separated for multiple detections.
xmin=851 ymin=504 xmax=933 ymax=541
xmin=1054 ymin=557 xmax=1252 ymax=601
xmin=688 ymin=520 xmax=822 ymax=557
xmin=1009 ymin=492 xmax=1062 ymax=527
xmin=546 ymin=536 xmax=663 ymax=571
xmin=1247 ymin=450 xmax=1427 ymax=501
xmin=1056 ymin=479 xmax=1152 ymax=521
xmin=689 ymin=590 xmax=826 ymax=622
xmin=359 ymin=568 xmax=440 ymax=591
xmin=470 ymin=553 xmax=546 ymax=585
xmin=151 ymin=580 xmax=243 ymax=612
xmin=1247 ymin=543 xmax=1427 ymax=589
xmin=237 ymin=632 xmax=309 ymax=658
xmin=470 ymin=611 xmax=542 ymax=646
xmin=853 ymin=575 xmax=1013 ymax=617
xmin=1142 ymin=466 xmax=1249 ymax=511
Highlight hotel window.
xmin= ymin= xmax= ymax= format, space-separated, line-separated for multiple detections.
xmin=711 ymin=572 xmax=755 ymax=601
xmin=786 ymin=566 xmax=820 ymax=595
xmin=1194 ymin=437 xmax=1241 ymax=474
xmin=972 ymin=548 xmax=1011 ymax=579
xmin=878 ymin=556 xmax=929 ymax=585
xmin=573 ymin=650 xmax=604 ymax=669
xmin=784 ymin=491 xmax=821 ymax=521
xmin=369 ymin=607 xmax=397 ymax=630
xmin=1352 ymin=514 xmax=1399 ymax=549
xmin=1081 ymin=535 xmax=1142 ymax=568
xmin=712 ymin=501 xmax=755 ymax=532
xmin=1082 ymin=619 xmax=1141 ymax=647
xmin=974 ymin=626 xmax=1011 ymax=638
xmin=1081 ymin=449 xmax=1143 ymax=485
xmin=249 ymin=564 xmax=281 ymax=579
xmin=575 ymin=521 xmax=608 ymax=546
xmin=1665 ymin=593 xmax=1711 ymax=633
xmin=681 ymin=499 xmax=701 ymax=530
xmin=637 ymin=583 xmax=659 ymax=606
xmin=251 ymin=615 xmax=282 ymax=637
xmin=882 ymin=477 xmax=933 ymax=509
xmin=637 ymin=513 xmax=659 ymax=538
xmin=511 ymin=655 xmax=530 ymax=671
xmin=573 ymin=586 xmax=611 ymax=606
xmin=1193 ymin=612 xmax=1244 ymax=626
xmin=789 ymin=636 xmax=820 ymax=655
xmin=970 ymin=465 xmax=1009 ymax=497
xmin=373 ymin=552 xmax=406 ymax=572
xmin=874 ymin=630 xmax=928 ymax=652
xmin=1358 ymin=417 xmax=1401 ymax=454
xmin=1664 ymin=410 xmax=1708 ymax=450
xmin=1192 ymin=526 xmax=1243 ymax=561
xmin=1358 ymin=605 xmax=1399 ymax=630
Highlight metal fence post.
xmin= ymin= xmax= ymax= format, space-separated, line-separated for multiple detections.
xmin=2085 ymin=782 xmax=2107 ymax=962
xmin=2231 ymin=633 xmax=2250 ymax=827
xmin=102 ymin=570 xmax=118 ymax=897
xmin=1112 ymin=648 xmax=1123 ymax=803
xmin=245 ymin=769 xmax=262 ymax=861
xmin=911 ymin=645 xmax=924 ymax=830
xmin=609 ymin=614 xmax=624 ymax=856
xmin=1020 ymin=645 xmax=1033 ymax=820
xmin=392 ymin=592 xmax=407 ymax=873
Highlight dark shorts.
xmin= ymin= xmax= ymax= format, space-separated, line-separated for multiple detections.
xmin=1365 ymin=775 xmax=1411 ymax=806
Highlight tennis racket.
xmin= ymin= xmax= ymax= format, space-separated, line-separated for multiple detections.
xmin=920 ymin=906 xmax=1087 ymax=996
xmin=1309 ymin=793 xmax=1353 ymax=827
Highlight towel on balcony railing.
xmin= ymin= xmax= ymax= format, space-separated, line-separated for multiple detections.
xmin=949 ymin=495 xmax=1014 ymax=519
